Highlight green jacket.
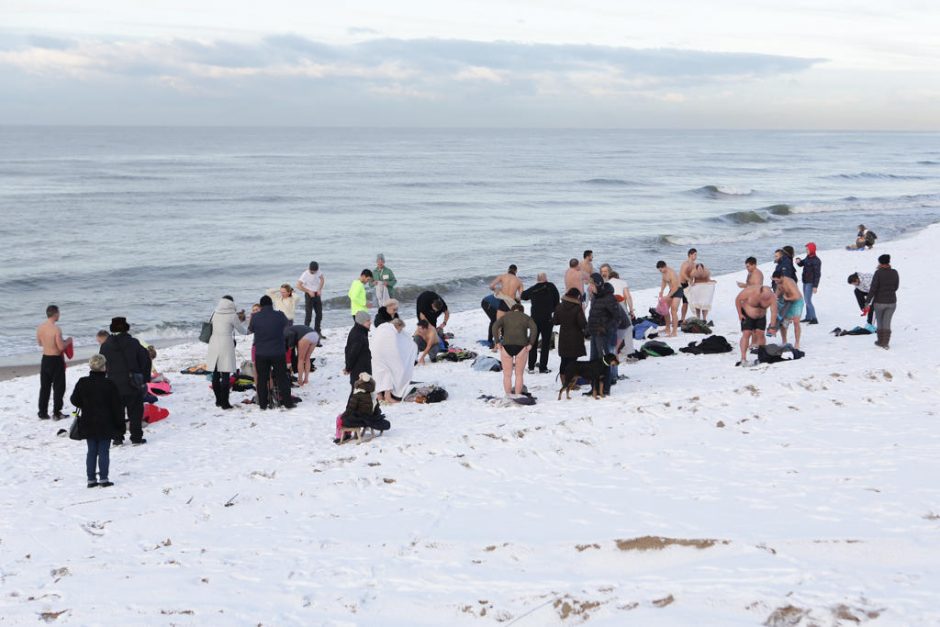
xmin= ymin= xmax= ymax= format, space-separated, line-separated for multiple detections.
xmin=491 ymin=311 xmax=538 ymax=347
xmin=348 ymin=280 xmax=368 ymax=316
xmin=373 ymin=266 xmax=397 ymax=297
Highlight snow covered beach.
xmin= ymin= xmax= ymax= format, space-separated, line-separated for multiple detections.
xmin=1 ymin=227 xmax=938 ymax=625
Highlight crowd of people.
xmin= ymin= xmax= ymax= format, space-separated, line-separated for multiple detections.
xmin=37 ymin=232 xmax=900 ymax=486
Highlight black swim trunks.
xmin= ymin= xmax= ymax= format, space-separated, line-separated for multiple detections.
xmin=740 ymin=313 xmax=767 ymax=332
xmin=670 ymin=283 xmax=688 ymax=303
xmin=502 ymin=344 xmax=526 ymax=357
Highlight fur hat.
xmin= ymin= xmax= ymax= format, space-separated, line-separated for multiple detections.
xmin=109 ymin=317 xmax=130 ymax=333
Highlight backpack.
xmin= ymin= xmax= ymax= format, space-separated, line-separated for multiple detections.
xmin=641 ymin=340 xmax=675 ymax=357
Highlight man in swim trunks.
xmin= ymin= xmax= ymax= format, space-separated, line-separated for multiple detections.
xmin=677 ymin=248 xmax=697 ymax=323
xmin=656 ymin=260 xmax=681 ymax=337
xmin=735 ymin=285 xmax=778 ymax=365
xmin=490 ymin=264 xmax=524 ymax=314
xmin=36 ymin=304 xmax=71 ymax=419
xmin=771 ymin=271 xmax=804 ymax=349
xmin=737 ymin=256 xmax=764 ymax=288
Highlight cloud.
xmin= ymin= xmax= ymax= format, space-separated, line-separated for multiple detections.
xmin=0 ymin=32 xmax=828 ymax=125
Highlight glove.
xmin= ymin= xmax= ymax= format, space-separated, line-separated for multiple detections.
xmin=861 ymin=306 xmax=870 ymax=316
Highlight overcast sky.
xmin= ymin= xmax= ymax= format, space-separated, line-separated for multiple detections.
xmin=1 ymin=0 xmax=938 ymax=128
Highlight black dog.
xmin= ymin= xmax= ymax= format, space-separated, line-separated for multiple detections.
xmin=558 ymin=354 xmax=619 ymax=400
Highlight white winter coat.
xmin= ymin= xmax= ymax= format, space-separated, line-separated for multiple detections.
xmin=206 ymin=298 xmax=248 ymax=373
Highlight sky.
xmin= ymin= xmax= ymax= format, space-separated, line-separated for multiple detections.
xmin=1 ymin=1 xmax=938 ymax=129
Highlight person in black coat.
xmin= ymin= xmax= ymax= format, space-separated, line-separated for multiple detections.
xmin=344 ymin=310 xmax=373 ymax=387
xmin=552 ymin=288 xmax=588 ymax=376
xmin=70 ymin=354 xmax=124 ymax=487
xmin=587 ymin=280 xmax=621 ymax=393
xmin=99 ymin=316 xmax=151 ymax=445
xmin=249 ymin=295 xmax=294 ymax=410
xmin=374 ymin=299 xmax=401 ymax=327
xmin=521 ymin=273 xmax=560 ymax=373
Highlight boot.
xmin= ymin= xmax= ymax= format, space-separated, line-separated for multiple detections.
xmin=874 ymin=329 xmax=888 ymax=348
xmin=219 ymin=379 xmax=233 ymax=410
xmin=211 ymin=378 xmax=222 ymax=407
xmin=881 ymin=330 xmax=891 ymax=349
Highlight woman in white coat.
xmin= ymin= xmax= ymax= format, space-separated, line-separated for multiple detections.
xmin=206 ymin=296 xmax=248 ymax=409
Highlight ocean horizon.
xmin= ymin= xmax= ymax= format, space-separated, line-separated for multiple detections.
xmin=2 ymin=126 xmax=938 ymax=362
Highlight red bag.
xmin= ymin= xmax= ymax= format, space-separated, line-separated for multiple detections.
xmin=143 ymin=404 xmax=169 ymax=424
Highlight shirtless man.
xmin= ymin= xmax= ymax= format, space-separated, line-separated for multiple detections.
xmin=36 ymin=305 xmax=71 ymax=419
xmin=656 ymin=261 xmax=681 ymax=337
xmin=414 ymin=320 xmax=441 ymax=365
xmin=771 ymin=271 xmax=804 ymax=349
xmin=735 ymin=285 xmax=778 ymax=366
xmin=580 ymin=250 xmax=596 ymax=299
xmin=736 ymin=256 xmax=764 ymax=288
xmin=564 ymin=258 xmax=583 ymax=296
xmin=690 ymin=263 xmax=715 ymax=320
xmin=677 ymin=248 xmax=697 ymax=323
xmin=490 ymin=264 xmax=523 ymax=313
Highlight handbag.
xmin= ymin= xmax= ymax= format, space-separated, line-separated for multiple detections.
xmin=68 ymin=409 xmax=83 ymax=441
xmin=199 ymin=312 xmax=214 ymax=343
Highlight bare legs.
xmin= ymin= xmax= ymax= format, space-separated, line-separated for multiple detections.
xmin=668 ymin=297 xmax=680 ymax=336
xmin=296 ymin=338 xmax=316 ymax=386
xmin=499 ymin=346 xmax=530 ymax=395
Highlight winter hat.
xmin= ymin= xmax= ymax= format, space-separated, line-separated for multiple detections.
xmin=806 ymin=242 xmax=817 ymax=255
xmin=109 ymin=317 xmax=130 ymax=333
xmin=878 ymin=254 xmax=891 ymax=265
xmin=354 ymin=310 xmax=371 ymax=325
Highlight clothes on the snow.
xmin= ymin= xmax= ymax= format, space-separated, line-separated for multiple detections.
xmin=206 ymin=298 xmax=248 ymax=373
xmin=69 ymin=371 xmax=124 ymax=440
xmin=679 ymin=335 xmax=733 ymax=354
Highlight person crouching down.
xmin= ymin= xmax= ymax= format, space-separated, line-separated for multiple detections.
xmin=70 ymin=354 xmax=124 ymax=488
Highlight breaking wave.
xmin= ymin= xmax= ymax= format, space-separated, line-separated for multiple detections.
xmin=690 ymin=185 xmax=755 ymax=198
xmin=580 ymin=178 xmax=640 ymax=186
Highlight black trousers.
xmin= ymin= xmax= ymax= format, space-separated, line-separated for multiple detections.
xmin=528 ymin=319 xmax=553 ymax=371
xmin=304 ymin=293 xmax=323 ymax=332
xmin=854 ymin=288 xmax=874 ymax=324
xmin=481 ymin=299 xmax=498 ymax=344
xmin=255 ymin=354 xmax=291 ymax=409
xmin=118 ymin=391 xmax=144 ymax=442
xmin=38 ymin=355 xmax=66 ymax=415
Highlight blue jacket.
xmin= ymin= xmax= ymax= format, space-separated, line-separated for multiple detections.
xmin=249 ymin=306 xmax=289 ymax=357
xmin=775 ymin=255 xmax=797 ymax=281
xmin=797 ymin=254 xmax=821 ymax=287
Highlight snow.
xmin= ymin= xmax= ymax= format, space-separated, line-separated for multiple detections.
xmin=1 ymin=227 xmax=939 ymax=625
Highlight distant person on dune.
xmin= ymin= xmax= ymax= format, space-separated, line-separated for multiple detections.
xmin=297 ymin=261 xmax=325 ymax=334
xmin=735 ymin=285 xmax=778 ymax=366
xmin=736 ymin=256 xmax=763 ymax=288
xmin=771 ymin=272 xmax=804 ymax=349
xmin=795 ymin=242 xmax=821 ymax=324
xmin=372 ymin=254 xmax=397 ymax=307
xmin=656 ymin=261 xmax=681 ymax=337
xmin=416 ymin=290 xmax=449 ymax=330
xmin=36 ymin=304 xmax=72 ymax=420
xmin=865 ymin=254 xmax=899 ymax=349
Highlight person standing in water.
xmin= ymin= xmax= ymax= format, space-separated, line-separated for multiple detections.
xmin=36 ymin=304 xmax=72 ymax=420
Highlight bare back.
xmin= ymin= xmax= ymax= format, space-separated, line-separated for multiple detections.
xmin=36 ymin=320 xmax=64 ymax=356
xmin=564 ymin=268 xmax=583 ymax=294
xmin=497 ymin=273 xmax=523 ymax=301
xmin=662 ymin=268 xmax=680 ymax=294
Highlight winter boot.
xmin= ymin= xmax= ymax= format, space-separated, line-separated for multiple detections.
xmin=211 ymin=378 xmax=222 ymax=407
xmin=881 ymin=330 xmax=891 ymax=349
xmin=874 ymin=329 xmax=887 ymax=348
xmin=219 ymin=378 xmax=233 ymax=410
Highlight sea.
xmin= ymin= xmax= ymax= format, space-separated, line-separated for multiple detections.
xmin=1 ymin=127 xmax=938 ymax=362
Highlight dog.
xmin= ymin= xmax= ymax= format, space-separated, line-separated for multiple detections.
xmin=558 ymin=353 xmax=620 ymax=400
